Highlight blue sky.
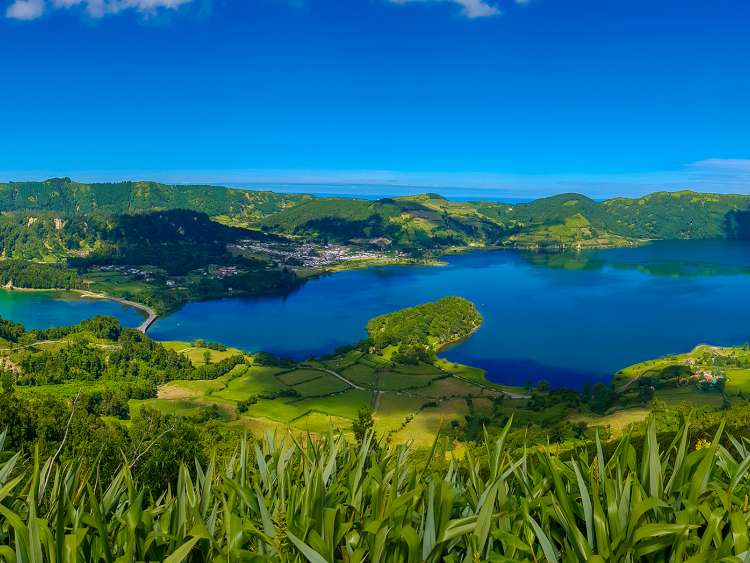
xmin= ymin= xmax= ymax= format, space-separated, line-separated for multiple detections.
xmin=1 ymin=0 xmax=749 ymax=197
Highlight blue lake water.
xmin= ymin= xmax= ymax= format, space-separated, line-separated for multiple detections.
xmin=1 ymin=240 xmax=749 ymax=388
xmin=149 ymin=240 xmax=750 ymax=387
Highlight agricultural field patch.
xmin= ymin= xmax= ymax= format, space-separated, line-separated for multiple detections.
xmin=292 ymin=389 xmax=373 ymax=420
xmin=213 ymin=366 xmax=288 ymax=400
xmin=390 ymin=362 xmax=443 ymax=376
xmin=654 ymin=387 xmax=724 ymax=408
xmin=376 ymin=371 xmax=440 ymax=391
xmin=725 ymin=368 xmax=750 ymax=393
xmin=290 ymin=412 xmax=353 ymax=434
xmin=373 ymin=393 xmax=428 ymax=434
xmin=130 ymin=398 xmax=234 ymax=421
xmin=322 ymin=350 xmax=363 ymax=371
xmin=291 ymin=375 xmax=350 ymax=397
xmin=571 ymin=408 xmax=651 ymax=437
xmin=156 ymin=376 xmax=239 ymax=400
xmin=408 ymin=377 xmax=483 ymax=399
xmin=239 ymin=398 xmax=308 ymax=423
xmin=278 ymin=368 xmax=326 ymax=386
xmin=390 ymin=398 xmax=470 ymax=447
xmin=340 ymin=363 xmax=378 ymax=387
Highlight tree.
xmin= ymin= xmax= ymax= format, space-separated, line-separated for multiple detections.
xmin=589 ymin=383 xmax=617 ymax=414
xmin=352 ymin=407 xmax=375 ymax=445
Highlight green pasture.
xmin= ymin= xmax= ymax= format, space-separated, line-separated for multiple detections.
xmin=277 ymin=368 xmax=326 ymax=386
xmin=291 ymin=375 xmax=349 ymax=397
xmin=725 ymin=368 xmax=750 ymax=393
xmin=212 ymin=366 xmax=288 ymax=400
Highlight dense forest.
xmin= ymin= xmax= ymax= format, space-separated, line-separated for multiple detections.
xmin=69 ymin=209 xmax=271 ymax=274
xmin=0 ymin=260 xmax=81 ymax=289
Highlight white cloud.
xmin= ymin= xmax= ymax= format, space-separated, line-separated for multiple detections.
xmin=5 ymin=0 xmax=194 ymax=19
xmin=6 ymin=0 xmax=45 ymax=19
xmin=389 ymin=0 xmax=501 ymax=19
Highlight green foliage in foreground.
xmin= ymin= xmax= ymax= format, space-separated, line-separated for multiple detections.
xmin=1 ymin=416 xmax=749 ymax=562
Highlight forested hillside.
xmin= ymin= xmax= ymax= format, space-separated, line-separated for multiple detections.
xmin=258 ymin=191 xmax=750 ymax=248
xmin=0 ymin=177 xmax=308 ymax=220
xmin=3 ymin=179 xmax=750 ymax=252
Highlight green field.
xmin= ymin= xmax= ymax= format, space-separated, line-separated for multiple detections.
xmin=291 ymin=390 xmax=373 ymax=419
xmin=291 ymin=375 xmax=349 ymax=397
xmin=277 ymin=368 xmax=327 ymax=386
xmin=725 ymin=368 xmax=750 ymax=393
xmin=340 ymin=363 xmax=378 ymax=387
xmin=212 ymin=366 xmax=288 ymax=400
xmin=8 ymin=294 xmax=741 ymax=448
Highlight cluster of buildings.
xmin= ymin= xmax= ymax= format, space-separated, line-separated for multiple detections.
xmin=681 ymin=359 xmax=725 ymax=387
xmin=231 ymin=239 xmax=400 ymax=269
xmin=209 ymin=265 xmax=240 ymax=278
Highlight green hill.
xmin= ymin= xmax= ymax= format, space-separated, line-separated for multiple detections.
xmin=2 ymin=179 xmax=750 ymax=251
xmin=600 ymin=190 xmax=750 ymax=239
xmin=0 ymin=177 xmax=308 ymax=220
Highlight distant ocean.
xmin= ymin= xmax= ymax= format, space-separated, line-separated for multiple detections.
xmin=221 ymin=183 xmax=534 ymax=204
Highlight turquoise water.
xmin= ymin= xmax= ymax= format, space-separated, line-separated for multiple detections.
xmin=0 ymin=291 xmax=145 ymax=330
xmin=1 ymin=241 xmax=749 ymax=387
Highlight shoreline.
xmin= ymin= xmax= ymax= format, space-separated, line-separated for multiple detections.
xmin=73 ymin=290 xmax=158 ymax=333
xmin=0 ymin=286 xmax=158 ymax=334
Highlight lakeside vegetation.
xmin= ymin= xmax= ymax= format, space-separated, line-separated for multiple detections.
xmin=0 ymin=260 xmax=81 ymax=290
